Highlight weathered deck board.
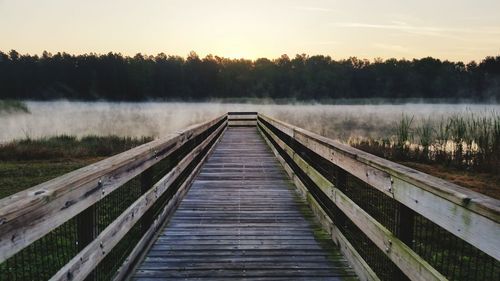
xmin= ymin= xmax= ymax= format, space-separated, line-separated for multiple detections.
xmin=132 ymin=127 xmax=357 ymax=281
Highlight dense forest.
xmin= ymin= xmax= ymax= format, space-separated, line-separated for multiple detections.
xmin=0 ymin=50 xmax=499 ymax=101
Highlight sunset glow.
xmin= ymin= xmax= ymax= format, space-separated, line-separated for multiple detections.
xmin=1 ymin=0 xmax=499 ymax=61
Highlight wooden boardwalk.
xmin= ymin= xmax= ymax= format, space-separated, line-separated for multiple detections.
xmin=132 ymin=127 xmax=357 ymax=280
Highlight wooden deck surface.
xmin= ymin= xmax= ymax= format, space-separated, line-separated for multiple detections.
xmin=132 ymin=127 xmax=357 ymax=280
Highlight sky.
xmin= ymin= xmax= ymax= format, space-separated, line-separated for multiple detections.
xmin=1 ymin=0 xmax=499 ymax=62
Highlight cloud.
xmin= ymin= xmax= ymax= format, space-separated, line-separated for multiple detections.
xmin=337 ymin=22 xmax=441 ymax=33
xmin=334 ymin=21 xmax=500 ymax=38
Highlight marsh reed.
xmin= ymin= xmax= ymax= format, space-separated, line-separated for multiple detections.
xmin=351 ymin=111 xmax=500 ymax=173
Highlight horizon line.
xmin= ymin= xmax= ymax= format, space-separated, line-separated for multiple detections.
xmin=2 ymin=49 xmax=499 ymax=63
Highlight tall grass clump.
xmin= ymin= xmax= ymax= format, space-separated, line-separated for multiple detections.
xmin=352 ymin=110 xmax=500 ymax=173
xmin=395 ymin=114 xmax=414 ymax=152
xmin=429 ymin=111 xmax=498 ymax=171
xmin=416 ymin=118 xmax=434 ymax=162
xmin=0 ymin=100 xmax=29 ymax=113
xmin=493 ymin=115 xmax=500 ymax=165
xmin=448 ymin=114 xmax=468 ymax=167
xmin=435 ymin=117 xmax=452 ymax=164
xmin=469 ymin=115 xmax=489 ymax=168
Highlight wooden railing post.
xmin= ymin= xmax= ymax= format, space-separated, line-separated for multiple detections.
xmin=393 ymin=203 xmax=415 ymax=281
xmin=77 ymin=204 xmax=97 ymax=281
xmin=397 ymin=204 xmax=415 ymax=247
xmin=335 ymin=168 xmax=348 ymax=226
xmin=141 ymin=168 xmax=154 ymax=234
xmin=335 ymin=169 xmax=348 ymax=191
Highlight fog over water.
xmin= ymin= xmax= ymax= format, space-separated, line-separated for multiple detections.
xmin=0 ymin=101 xmax=499 ymax=143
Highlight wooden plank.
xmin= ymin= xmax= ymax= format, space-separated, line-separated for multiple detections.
xmin=155 ymin=234 xmax=320 ymax=239
xmin=134 ymin=276 xmax=358 ymax=281
xmin=228 ymin=121 xmax=258 ymax=127
xmin=227 ymin=114 xmax=257 ymax=121
xmin=258 ymin=125 xmax=379 ymax=281
xmin=145 ymin=249 xmax=345 ymax=256
xmin=227 ymin=112 xmax=258 ymax=115
xmin=132 ymin=127 xmax=357 ymax=281
xmin=0 ymin=115 xmax=227 ymax=263
xmin=112 ymin=126 xmax=227 ymax=281
xmin=149 ymin=244 xmax=333 ymax=251
xmin=227 ymin=118 xmax=258 ymax=121
xmin=132 ymin=277 xmax=355 ymax=281
xmin=137 ymin=262 xmax=347 ymax=270
xmin=258 ymin=114 xmax=500 ymax=260
xmin=153 ymin=239 xmax=329 ymax=245
xmin=143 ymin=256 xmax=341 ymax=262
xmin=50 ymin=121 xmax=226 ymax=281
xmin=259 ymin=124 xmax=448 ymax=281
xmin=133 ymin=268 xmax=352 ymax=279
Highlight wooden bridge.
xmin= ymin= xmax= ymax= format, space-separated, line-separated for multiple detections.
xmin=0 ymin=112 xmax=498 ymax=281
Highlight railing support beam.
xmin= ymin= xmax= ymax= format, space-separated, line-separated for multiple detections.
xmin=394 ymin=203 xmax=415 ymax=281
xmin=77 ymin=205 xmax=97 ymax=281
xmin=140 ymin=168 xmax=154 ymax=235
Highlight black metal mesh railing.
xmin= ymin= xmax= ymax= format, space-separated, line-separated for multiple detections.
xmin=258 ymin=116 xmax=499 ymax=281
xmin=0 ymin=117 xmax=226 ymax=281
xmin=412 ymin=212 xmax=499 ymax=280
xmin=0 ymin=218 xmax=79 ymax=281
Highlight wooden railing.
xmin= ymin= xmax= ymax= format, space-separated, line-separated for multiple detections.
xmin=0 ymin=114 xmax=227 ymax=281
xmin=227 ymin=111 xmax=257 ymax=126
xmin=1 ymin=112 xmax=498 ymax=281
xmin=257 ymin=114 xmax=499 ymax=281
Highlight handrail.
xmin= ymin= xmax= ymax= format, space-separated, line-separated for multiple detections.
xmin=257 ymin=113 xmax=500 ymax=281
xmin=0 ymin=114 xmax=227 ymax=273
xmin=53 ymin=116 xmax=227 ymax=281
xmin=227 ymin=111 xmax=257 ymax=126
xmin=1 ymin=111 xmax=498 ymax=281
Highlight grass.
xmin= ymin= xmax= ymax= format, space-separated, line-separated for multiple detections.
xmin=0 ymin=135 xmax=153 ymax=161
xmin=353 ymin=111 xmax=500 ymax=170
xmin=351 ymin=139 xmax=500 ymax=199
xmin=350 ymin=111 xmax=500 ymax=199
xmin=416 ymin=117 xmax=433 ymax=161
xmin=396 ymin=113 xmax=414 ymax=148
xmin=0 ymin=134 xmax=156 ymax=280
xmin=399 ymin=162 xmax=500 ymax=199
xmin=0 ymin=159 xmax=101 ymax=199
xmin=0 ymin=100 xmax=29 ymax=113
xmin=0 ymin=135 xmax=153 ymax=199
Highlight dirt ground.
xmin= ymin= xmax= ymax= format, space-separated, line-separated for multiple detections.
xmin=399 ymin=161 xmax=500 ymax=200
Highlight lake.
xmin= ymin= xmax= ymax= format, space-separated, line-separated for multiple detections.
xmin=1 ymin=101 xmax=498 ymax=143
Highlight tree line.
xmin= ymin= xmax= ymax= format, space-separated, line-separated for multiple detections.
xmin=0 ymin=50 xmax=499 ymax=101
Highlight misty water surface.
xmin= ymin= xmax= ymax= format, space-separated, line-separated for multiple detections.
xmin=1 ymin=101 xmax=499 ymax=143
